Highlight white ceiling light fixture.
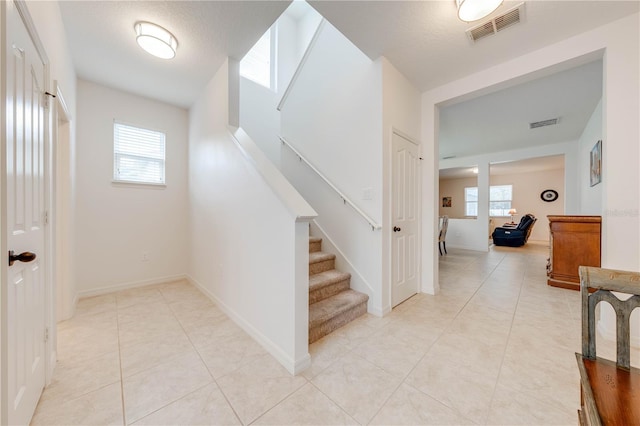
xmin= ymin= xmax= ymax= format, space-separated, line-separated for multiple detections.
xmin=135 ymin=22 xmax=178 ymax=59
xmin=456 ymin=0 xmax=503 ymax=22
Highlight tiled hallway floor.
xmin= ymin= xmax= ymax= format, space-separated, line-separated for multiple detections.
xmin=33 ymin=242 xmax=636 ymax=425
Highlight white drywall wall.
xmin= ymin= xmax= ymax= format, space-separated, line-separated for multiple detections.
xmin=279 ymin=21 xmax=385 ymax=313
xmin=75 ymin=80 xmax=189 ymax=295
xmin=188 ymin=60 xmax=313 ymax=374
xmin=578 ymin=99 xmax=603 ymax=215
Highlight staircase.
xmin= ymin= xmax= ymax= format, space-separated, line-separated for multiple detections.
xmin=308 ymin=236 xmax=369 ymax=343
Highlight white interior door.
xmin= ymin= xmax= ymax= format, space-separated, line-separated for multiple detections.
xmin=5 ymin=1 xmax=47 ymax=423
xmin=391 ymin=132 xmax=420 ymax=307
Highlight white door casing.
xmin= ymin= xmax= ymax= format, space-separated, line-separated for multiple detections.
xmin=4 ymin=1 xmax=47 ymax=423
xmin=391 ymin=131 xmax=420 ymax=307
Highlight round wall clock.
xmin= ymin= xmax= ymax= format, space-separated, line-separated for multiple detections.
xmin=541 ymin=189 xmax=558 ymax=202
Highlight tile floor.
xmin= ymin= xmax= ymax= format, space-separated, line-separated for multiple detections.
xmin=32 ymin=242 xmax=637 ymax=425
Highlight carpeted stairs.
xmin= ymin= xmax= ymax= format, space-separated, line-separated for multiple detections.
xmin=308 ymin=236 xmax=369 ymax=343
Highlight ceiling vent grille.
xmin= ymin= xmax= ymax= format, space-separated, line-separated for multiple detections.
xmin=466 ymin=3 xmax=525 ymax=43
xmin=530 ymin=118 xmax=559 ymax=129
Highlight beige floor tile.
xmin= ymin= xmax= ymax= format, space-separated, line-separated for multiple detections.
xmin=352 ymin=331 xmax=427 ymax=378
xmin=74 ymin=294 xmax=118 ymax=318
xmin=57 ymin=326 xmax=119 ymax=363
xmin=40 ymin=350 xmax=121 ymax=404
xmin=172 ymin=304 xmax=228 ymax=332
xmin=123 ymin=350 xmax=213 ymax=424
xmin=405 ymin=354 xmax=496 ymax=422
xmin=425 ymin=331 xmax=506 ymax=378
xmin=196 ymin=331 xmax=268 ymax=379
xmin=311 ymin=352 xmax=402 ymax=424
xmin=486 ymin=383 xmax=576 ymax=425
xmin=370 ymin=383 xmax=475 ymax=425
xmin=120 ymin=330 xmax=195 ymax=377
xmin=116 ymin=300 xmax=174 ymax=325
xmin=132 ymin=383 xmax=240 ymax=425
xmin=32 ymin=382 xmax=123 ymax=426
xmin=302 ymin=333 xmax=352 ymax=380
xmin=253 ymin=383 xmax=357 ymax=425
xmin=115 ymin=286 xmax=166 ymax=309
xmin=118 ymin=315 xmax=185 ymax=348
xmin=215 ymin=353 xmax=307 ymax=424
xmin=328 ymin=314 xmax=379 ymax=350
xmin=186 ymin=317 xmax=246 ymax=350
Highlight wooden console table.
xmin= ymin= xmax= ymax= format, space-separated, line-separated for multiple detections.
xmin=547 ymin=215 xmax=601 ymax=290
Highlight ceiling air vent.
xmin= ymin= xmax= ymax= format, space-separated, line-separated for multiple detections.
xmin=530 ymin=118 xmax=559 ymax=129
xmin=466 ymin=2 xmax=525 ymax=43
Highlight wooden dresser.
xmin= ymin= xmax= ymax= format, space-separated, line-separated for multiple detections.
xmin=547 ymin=215 xmax=601 ymax=290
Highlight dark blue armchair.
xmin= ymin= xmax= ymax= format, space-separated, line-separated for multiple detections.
xmin=492 ymin=214 xmax=537 ymax=247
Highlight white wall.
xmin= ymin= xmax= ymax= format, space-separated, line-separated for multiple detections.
xmin=75 ymin=80 xmax=189 ymax=295
xmin=280 ymin=21 xmax=385 ymax=313
xmin=578 ymin=99 xmax=603 ymax=214
xmin=189 ymin=60 xmax=313 ymax=374
xmin=381 ymin=57 xmax=422 ymax=309
xmin=490 ymin=169 xmax=565 ymax=242
xmin=239 ymin=79 xmax=281 ymax=166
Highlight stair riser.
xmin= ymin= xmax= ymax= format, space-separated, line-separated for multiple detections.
xmin=309 ymin=241 xmax=322 ymax=253
xmin=309 ymin=302 xmax=367 ymax=344
xmin=309 ymin=279 xmax=350 ymax=305
xmin=309 ymin=259 xmax=335 ymax=275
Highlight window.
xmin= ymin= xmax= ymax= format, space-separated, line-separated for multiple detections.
xmin=489 ymin=185 xmax=513 ymax=216
xmin=113 ymin=122 xmax=165 ymax=185
xmin=240 ymin=26 xmax=276 ymax=90
xmin=464 ymin=187 xmax=478 ymax=216
xmin=464 ymin=185 xmax=513 ymax=216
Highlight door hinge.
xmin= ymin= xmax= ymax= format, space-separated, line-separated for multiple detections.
xmin=44 ymin=210 xmax=49 ymax=225
xmin=44 ymin=327 xmax=49 ymax=343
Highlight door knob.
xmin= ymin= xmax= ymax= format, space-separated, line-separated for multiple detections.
xmin=8 ymin=250 xmax=36 ymax=266
xmin=393 ymin=226 xmax=402 ymax=232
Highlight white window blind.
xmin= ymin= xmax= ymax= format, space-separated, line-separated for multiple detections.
xmin=114 ymin=122 xmax=165 ymax=184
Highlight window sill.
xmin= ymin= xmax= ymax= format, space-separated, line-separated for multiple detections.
xmin=111 ymin=180 xmax=166 ymax=189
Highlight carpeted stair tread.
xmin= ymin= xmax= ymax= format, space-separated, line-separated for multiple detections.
xmin=309 ymin=270 xmax=352 ymax=304
xmin=309 ymin=270 xmax=351 ymax=291
xmin=309 ymin=251 xmax=335 ymax=264
xmin=309 ymin=236 xmax=322 ymax=253
xmin=309 ymin=289 xmax=369 ymax=329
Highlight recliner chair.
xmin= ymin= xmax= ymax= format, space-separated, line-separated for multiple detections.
xmin=492 ymin=214 xmax=537 ymax=247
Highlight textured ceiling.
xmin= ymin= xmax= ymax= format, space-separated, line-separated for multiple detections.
xmin=58 ymin=1 xmax=638 ymax=111
xmin=59 ymin=1 xmax=291 ymax=108
xmin=438 ymin=60 xmax=603 ymax=159
xmin=309 ymin=1 xmax=638 ymax=92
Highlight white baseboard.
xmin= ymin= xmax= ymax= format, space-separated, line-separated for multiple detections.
xmin=77 ymin=274 xmax=188 ymax=299
xmin=185 ymin=275 xmax=309 ymax=375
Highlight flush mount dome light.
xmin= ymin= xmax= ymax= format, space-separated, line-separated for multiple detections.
xmin=135 ymin=22 xmax=177 ymax=59
xmin=456 ymin=0 xmax=503 ymax=22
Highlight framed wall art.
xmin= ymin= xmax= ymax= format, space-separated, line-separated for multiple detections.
xmin=590 ymin=140 xmax=602 ymax=187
